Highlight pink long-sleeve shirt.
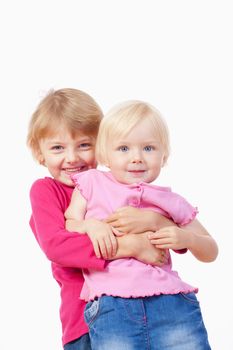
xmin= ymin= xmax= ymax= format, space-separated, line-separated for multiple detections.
xmin=29 ymin=177 xmax=105 ymax=346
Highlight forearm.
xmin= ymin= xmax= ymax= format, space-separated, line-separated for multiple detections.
xmin=148 ymin=218 xmax=218 ymax=263
xmin=30 ymin=179 xmax=105 ymax=269
xmin=105 ymin=207 xmax=177 ymax=235
xmin=66 ymin=219 xmax=87 ymax=233
xmin=114 ymin=234 xmax=135 ymax=259
xmin=186 ymin=230 xmax=218 ymax=262
xmin=179 ymin=218 xmax=218 ymax=262
xmin=112 ymin=232 xmax=167 ymax=266
xmin=30 ymin=216 xmax=105 ymax=269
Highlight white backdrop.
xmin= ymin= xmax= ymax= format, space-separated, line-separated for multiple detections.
xmin=0 ymin=1 xmax=232 ymax=349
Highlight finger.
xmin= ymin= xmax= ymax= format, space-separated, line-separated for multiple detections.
xmin=109 ymin=235 xmax=118 ymax=257
xmin=98 ymin=239 xmax=108 ymax=259
xmin=149 ymin=238 xmax=172 ymax=245
xmin=155 ymin=243 xmax=173 ymax=249
xmin=148 ymin=228 xmax=174 ymax=239
xmin=92 ymin=240 xmax=101 ymax=258
xmin=103 ymin=236 xmax=115 ymax=259
xmin=148 ymin=232 xmax=166 ymax=239
xmin=112 ymin=227 xmax=124 ymax=236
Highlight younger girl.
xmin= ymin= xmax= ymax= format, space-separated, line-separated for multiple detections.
xmin=65 ymin=100 xmax=218 ymax=350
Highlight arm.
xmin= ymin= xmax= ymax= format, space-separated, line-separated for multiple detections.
xmin=148 ymin=218 xmax=218 ymax=262
xmin=29 ymin=178 xmax=105 ymax=270
xmin=65 ymin=188 xmax=117 ymax=259
xmin=104 ymin=206 xmax=173 ymax=234
xmin=114 ymin=232 xmax=168 ymax=266
xmin=67 ymin=207 xmax=168 ymax=266
xmin=105 ymin=206 xmax=218 ymax=262
xmin=65 ymin=224 xmax=168 ymax=266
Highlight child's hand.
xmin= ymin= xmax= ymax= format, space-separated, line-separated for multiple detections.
xmin=85 ymin=219 xmax=118 ymax=259
xmin=148 ymin=226 xmax=191 ymax=250
xmin=126 ymin=232 xmax=168 ymax=266
xmin=105 ymin=206 xmax=159 ymax=235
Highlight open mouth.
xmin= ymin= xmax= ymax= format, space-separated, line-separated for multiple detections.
xmin=63 ymin=166 xmax=88 ymax=173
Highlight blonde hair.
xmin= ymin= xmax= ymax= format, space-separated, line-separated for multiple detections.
xmin=27 ymin=88 xmax=103 ymax=161
xmin=96 ymin=100 xmax=170 ymax=165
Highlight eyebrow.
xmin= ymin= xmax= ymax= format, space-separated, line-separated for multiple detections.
xmin=115 ymin=140 xmax=159 ymax=145
xmin=46 ymin=137 xmax=92 ymax=144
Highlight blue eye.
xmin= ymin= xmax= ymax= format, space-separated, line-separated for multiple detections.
xmin=118 ymin=145 xmax=129 ymax=152
xmin=144 ymin=145 xmax=154 ymax=152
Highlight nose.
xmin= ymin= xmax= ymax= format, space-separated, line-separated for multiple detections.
xmin=131 ymin=150 xmax=143 ymax=164
xmin=66 ymin=149 xmax=78 ymax=163
xmin=132 ymin=157 xmax=142 ymax=164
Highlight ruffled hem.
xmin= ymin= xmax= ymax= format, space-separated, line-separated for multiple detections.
xmin=180 ymin=206 xmax=199 ymax=226
xmin=71 ymin=182 xmax=89 ymax=202
xmin=83 ymin=286 xmax=198 ymax=302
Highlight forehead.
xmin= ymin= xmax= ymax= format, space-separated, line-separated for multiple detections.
xmin=39 ymin=129 xmax=95 ymax=148
xmin=44 ymin=124 xmax=94 ymax=141
xmin=119 ymin=118 xmax=159 ymax=141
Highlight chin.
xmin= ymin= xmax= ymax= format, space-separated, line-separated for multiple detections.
xmin=126 ymin=178 xmax=142 ymax=184
xmin=59 ymin=175 xmax=74 ymax=187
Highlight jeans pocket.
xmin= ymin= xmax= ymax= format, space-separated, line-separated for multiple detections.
xmin=180 ymin=292 xmax=200 ymax=305
xmin=84 ymin=299 xmax=100 ymax=326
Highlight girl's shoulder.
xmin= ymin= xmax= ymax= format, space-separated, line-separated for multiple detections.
xmin=30 ymin=176 xmax=54 ymax=192
xmin=30 ymin=177 xmax=73 ymax=198
xmin=30 ymin=176 xmax=59 ymax=191
xmin=71 ymin=168 xmax=110 ymax=184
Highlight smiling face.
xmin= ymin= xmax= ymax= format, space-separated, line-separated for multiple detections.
xmin=107 ymin=118 xmax=166 ymax=184
xmin=38 ymin=126 xmax=96 ymax=186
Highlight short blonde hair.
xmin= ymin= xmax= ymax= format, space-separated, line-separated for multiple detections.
xmin=96 ymin=100 xmax=170 ymax=165
xmin=27 ymin=88 xmax=103 ymax=161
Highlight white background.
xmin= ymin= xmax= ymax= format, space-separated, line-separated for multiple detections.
xmin=0 ymin=1 xmax=232 ymax=349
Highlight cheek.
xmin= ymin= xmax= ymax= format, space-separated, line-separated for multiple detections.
xmin=109 ymin=159 xmax=123 ymax=171
xmin=44 ymin=158 xmax=60 ymax=171
xmin=84 ymin=152 xmax=96 ymax=165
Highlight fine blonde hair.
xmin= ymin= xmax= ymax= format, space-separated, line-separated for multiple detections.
xmin=96 ymin=100 xmax=170 ymax=165
xmin=27 ymin=88 xmax=103 ymax=162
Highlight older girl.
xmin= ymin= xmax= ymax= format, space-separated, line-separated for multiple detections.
xmin=27 ymin=89 xmax=179 ymax=350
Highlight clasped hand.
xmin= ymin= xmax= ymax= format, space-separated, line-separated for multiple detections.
xmin=88 ymin=206 xmax=172 ymax=265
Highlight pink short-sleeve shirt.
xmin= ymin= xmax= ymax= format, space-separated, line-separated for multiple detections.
xmin=72 ymin=169 xmax=198 ymax=301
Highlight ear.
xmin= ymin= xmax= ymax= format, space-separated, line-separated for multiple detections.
xmin=38 ymin=153 xmax=45 ymax=166
xmin=103 ymin=157 xmax=110 ymax=169
xmin=161 ymin=154 xmax=167 ymax=168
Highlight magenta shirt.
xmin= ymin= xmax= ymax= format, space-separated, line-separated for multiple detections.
xmin=29 ymin=177 xmax=105 ymax=346
xmin=72 ymin=169 xmax=198 ymax=301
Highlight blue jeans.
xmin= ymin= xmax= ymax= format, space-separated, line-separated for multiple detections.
xmin=64 ymin=333 xmax=91 ymax=350
xmin=84 ymin=294 xmax=211 ymax=350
